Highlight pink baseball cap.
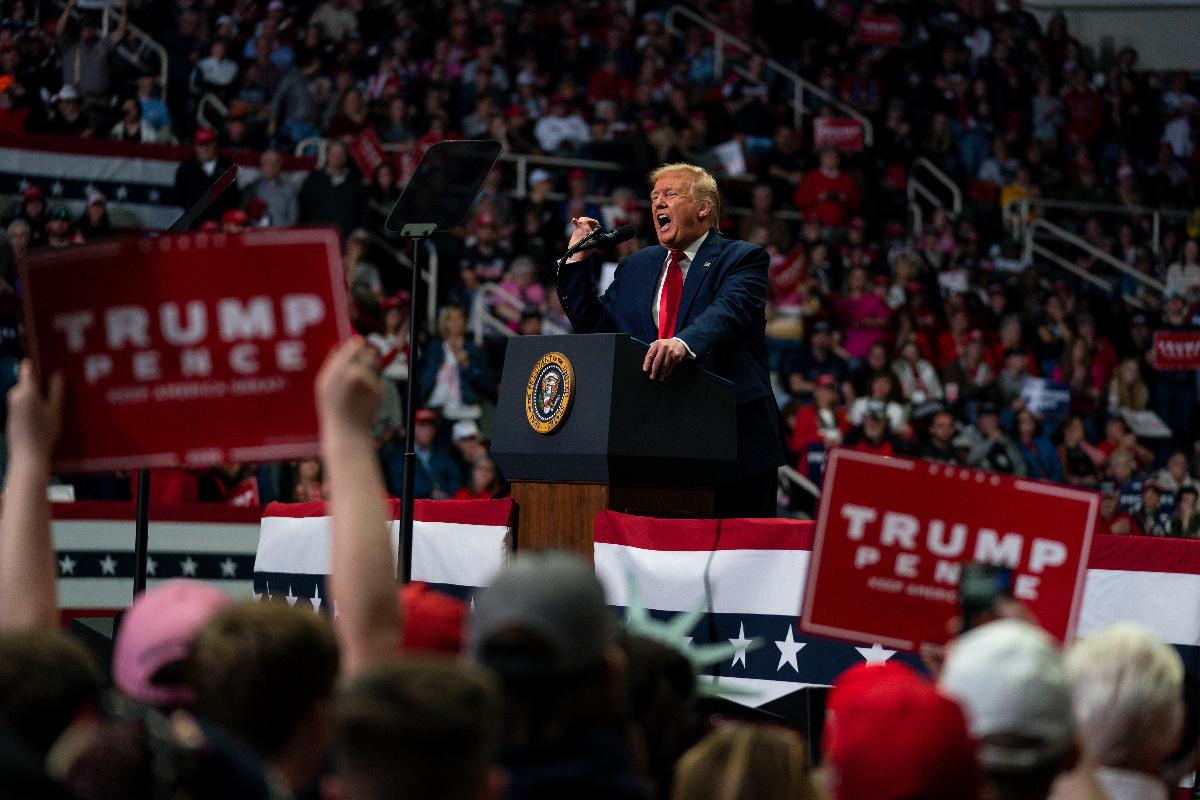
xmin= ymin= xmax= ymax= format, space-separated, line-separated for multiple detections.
xmin=113 ymin=579 xmax=231 ymax=707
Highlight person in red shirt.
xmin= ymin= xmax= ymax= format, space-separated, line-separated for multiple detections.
xmin=1095 ymin=488 xmax=1135 ymax=535
xmin=936 ymin=309 xmax=973 ymax=370
xmin=452 ymin=457 xmax=503 ymax=500
xmin=794 ymin=147 xmax=860 ymax=227
xmin=789 ymin=374 xmax=848 ymax=465
xmin=844 ymin=405 xmax=896 ymax=457
xmin=1061 ymin=67 xmax=1103 ymax=146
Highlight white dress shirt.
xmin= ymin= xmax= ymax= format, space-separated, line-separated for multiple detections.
xmin=1093 ymin=767 xmax=1170 ymax=800
xmin=652 ymin=230 xmax=708 ymax=354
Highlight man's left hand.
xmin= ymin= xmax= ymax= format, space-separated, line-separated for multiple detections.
xmin=643 ymin=338 xmax=688 ymax=381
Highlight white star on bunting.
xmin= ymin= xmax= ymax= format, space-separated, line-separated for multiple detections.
xmin=775 ymin=625 xmax=806 ymax=672
xmin=311 ymin=585 xmax=323 ymax=612
xmin=17 ymin=177 xmax=30 ymax=192
xmin=58 ymin=554 xmax=76 ymax=575
xmin=180 ymin=556 xmax=198 ymax=577
xmin=146 ymin=556 xmax=157 ymax=577
xmin=99 ymin=554 xmax=118 ymax=576
xmin=219 ymin=558 xmax=237 ymax=578
xmin=51 ymin=180 xmax=64 ymax=196
xmin=115 ymin=184 xmax=129 ymax=200
xmin=728 ymin=622 xmax=752 ymax=668
xmin=855 ymin=642 xmax=897 ymax=664
xmin=84 ymin=182 xmax=96 ymax=197
xmin=147 ymin=188 xmax=160 ymax=202
xmin=285 ymin=586 xmax=298 ymax=607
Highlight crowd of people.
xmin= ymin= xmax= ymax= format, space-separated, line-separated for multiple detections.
xmin=0 ymin=2 xmax=1199 ymax=795
xmin=1 ymin=0 xmax=1199 ymax=520
xmin=0 ymin=342 xmax=1194 ymax=800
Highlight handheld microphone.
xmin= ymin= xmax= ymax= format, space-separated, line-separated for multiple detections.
xmin=584 ymin=224 xmax=636 ymax=248
xmin=556 ymin=224 xmax=637 ymax=268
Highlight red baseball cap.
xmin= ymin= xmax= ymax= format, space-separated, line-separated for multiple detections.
xmin=222 ymin=208 xmax=248 ymax=226
xmin=415 ymin=408 xmax=437 ymax=425
xmin=824 ymin=663 xmax=981 ymax=800
xmin=815 ymin=374 xmax=837 ymax=389
xmin=22 ymin=185 xmax=44 ymax=201
xmin=194 ymin=127 xmax=217 ymax=144
xmin=398 ymin=582 xmax=465 ymax=654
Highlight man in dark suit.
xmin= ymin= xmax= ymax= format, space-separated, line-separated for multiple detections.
xmin=172 ymin=127 xmax=240 ymax=223
xmin=556 ymin=163 xmax=784 ymax=517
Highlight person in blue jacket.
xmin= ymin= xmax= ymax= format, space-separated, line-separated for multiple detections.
xmin=557 ymin=163 xmax=784 ymax=517
xmin=1013 ymin=408 xmax=1063 ymax=483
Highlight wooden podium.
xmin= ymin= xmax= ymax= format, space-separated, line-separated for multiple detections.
xmin=491 ymin=334 xmax=736 ymax=557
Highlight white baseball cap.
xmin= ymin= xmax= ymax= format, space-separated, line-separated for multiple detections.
xmin=451 ymin=420 xmax=480 ymax=443
xmin=939 ymin=619 xmax=1076 ymax=771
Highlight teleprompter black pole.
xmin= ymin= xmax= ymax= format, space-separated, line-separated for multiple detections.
xmin=397 ymin=239 xmax=421 ymax=583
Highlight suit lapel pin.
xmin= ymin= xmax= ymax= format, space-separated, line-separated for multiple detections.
xmin=703 ymin=261 xmax=711 ymax=268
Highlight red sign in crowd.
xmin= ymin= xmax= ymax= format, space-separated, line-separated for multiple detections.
xmin=20 ymin=228 xmax=352 ymax=472
xmin=813 ymin=117 xmax=866 ymax=153
xmin=1153 ymin=330 xmax=1200 ymax=370
xmin=802 ymin=449 xmax=1098 ymax=651
xmin=856 ymin=13 xmax=903 ymax=46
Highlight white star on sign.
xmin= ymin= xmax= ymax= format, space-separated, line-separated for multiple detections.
xmin=115 ymin=184 xmax=129 ymax=200
xmin=855 ymin=642 xmax=897 ymax=664
xmin=84 ymin=182 xmax=96 ymax=197
xmin=728 ymin=622 xmax=752 ymax=668
xmin=285 ymin=586 xmax=298 ymax=607
xmin=219 ymin=558 xmax=237 ymax=578
xmin=99 ymin=554 xmax=118 ymax=576
xmin=180 ymin=556 xmax=198 ymax=577
xmin=775 ymin=625 xmax=806 ymax=672
xmin=58 ymin=554 xmax=76 ymax=575
xmin=146 ymin=556 xmax=157 ymax=577
xmin=51 ymin=180 xmax=64 ymax=196
xmin=311 ymin=584 xmax=323 ymax=612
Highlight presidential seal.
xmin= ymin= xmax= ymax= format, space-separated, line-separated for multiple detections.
xmin=525 ymin=352 xmax=575 ymax=434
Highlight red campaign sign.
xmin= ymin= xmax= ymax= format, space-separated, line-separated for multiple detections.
xmin=813 ymin=117 xmax=865 ymax=153
xmin=1153 ymin=330 xmax=1200 ymax=370
xmin=801 ymin=449 xmax=1097 ymax=652
xmin=20 ymin=228 xmax=352 ymax=472
xmin=857 ymin=13 xmax=902 ymax=46
xmin=348 ymin=128 xmax=387 ymax=179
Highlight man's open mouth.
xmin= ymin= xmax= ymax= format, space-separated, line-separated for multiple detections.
xmin=656 ymin=214 xmax=672 ymax=234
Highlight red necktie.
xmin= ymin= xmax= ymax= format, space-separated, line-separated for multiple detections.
xmin=658 ymin=250 xmax=684 ymax=339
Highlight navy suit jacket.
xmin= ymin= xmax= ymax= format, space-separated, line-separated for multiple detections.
xmin=556 ymin=232 xmax=784 ymax=477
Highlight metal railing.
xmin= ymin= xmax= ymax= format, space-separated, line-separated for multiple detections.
xmin=99 ymin=4 xmax=169 ymax=105
xmin=360 ymin=229 xmax=439 ymax=334
xmin=663 ymin=4 xmax=874 ymax=145
xmin=907 ymin=157 xmax=963 ymax=232
xmin=197 ymin=93 xmax=228 ymax=132
xmin=779 ymin=464 xmax=820 ymax=500
xmin=1003 ymin=196 xmax=1192 ymax=257
xmin=1023 ymin=217 xmax=1166 ymax=307
xmin=470 ymin=283 xmax=568 ymax=345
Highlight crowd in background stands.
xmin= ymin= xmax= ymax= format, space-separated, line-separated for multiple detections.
xmin=0 ymin=0 xmax=1198 ymax=532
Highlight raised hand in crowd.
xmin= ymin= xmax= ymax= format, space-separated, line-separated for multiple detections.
xmin=317 ymin=337 xmax=401 ymax=676
xmin=0 ymin=361 xmax=64 ymax=630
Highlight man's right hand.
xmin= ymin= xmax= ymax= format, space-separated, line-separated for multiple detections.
xmin=316 ymin=338 xmax=380 ymax=437
xmin=566 ymin=216 xmax=600 ymax=263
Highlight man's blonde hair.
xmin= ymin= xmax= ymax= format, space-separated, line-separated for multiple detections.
xmin=649 ymin=163 xmax=721 ymax=230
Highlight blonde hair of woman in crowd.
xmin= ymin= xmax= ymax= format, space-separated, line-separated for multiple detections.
xmin=671 ymin=723 xmax=817 ymax=800
xmin=1065 ymin=623 xmax=1184 ymax=788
